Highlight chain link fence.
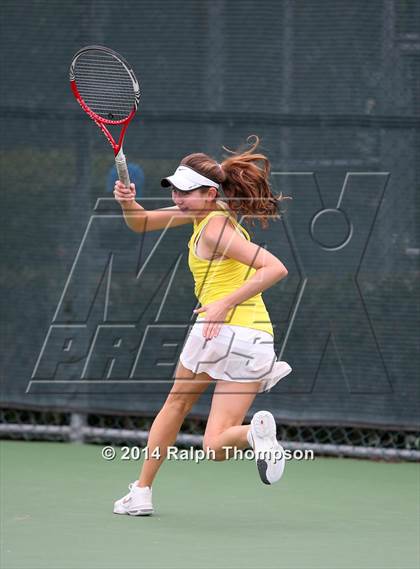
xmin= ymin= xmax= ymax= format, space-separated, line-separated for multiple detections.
xmin=1 ymin=407 xmax=419 ymax=461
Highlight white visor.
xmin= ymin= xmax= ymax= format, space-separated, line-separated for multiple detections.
xmin=161 ymin=165 xmax=220 ymax=192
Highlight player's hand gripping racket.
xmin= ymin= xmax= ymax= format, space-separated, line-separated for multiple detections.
xmin=69 ymin=45 xmax=140 ymax=188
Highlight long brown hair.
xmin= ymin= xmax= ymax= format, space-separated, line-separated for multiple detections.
xmin=180 ymin=135 xmax=290 ymax=229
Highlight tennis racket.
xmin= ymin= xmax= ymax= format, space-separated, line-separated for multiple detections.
xmin=69 ymin=45 xmax=140 ymax=188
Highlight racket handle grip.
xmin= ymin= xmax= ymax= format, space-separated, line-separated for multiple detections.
xmin=115 ymin=149 xmax=131 ymax=188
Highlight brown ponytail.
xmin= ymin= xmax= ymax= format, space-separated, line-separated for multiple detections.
xmin=180 ymin=136 xmax=290 ymax=229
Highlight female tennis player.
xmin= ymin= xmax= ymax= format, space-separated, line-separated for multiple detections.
xmin=112 ymin=136 xmax=292 ymax=516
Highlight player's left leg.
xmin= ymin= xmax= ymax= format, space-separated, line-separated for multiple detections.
xmin=203 ymin=379 xmax=260 ymax=461
xmin=203 ymin=379 xmax=286 ymax=484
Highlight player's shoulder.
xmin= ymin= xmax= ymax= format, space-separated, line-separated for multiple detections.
xmin=202 ymin=211 xmax=239 ymax=243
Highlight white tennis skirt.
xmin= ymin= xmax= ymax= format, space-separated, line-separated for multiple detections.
xmin=179 ymin=318 xmax=292 ymax=393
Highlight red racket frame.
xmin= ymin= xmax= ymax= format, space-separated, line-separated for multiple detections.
xmin=70 ymin=80 xmax=136 ymax=156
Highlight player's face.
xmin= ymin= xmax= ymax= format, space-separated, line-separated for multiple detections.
xmin=171 ymin=187 xmax=217 ymax=212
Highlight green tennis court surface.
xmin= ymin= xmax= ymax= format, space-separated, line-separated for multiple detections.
xmin=1 ymin=441 xmax=419 ymax=569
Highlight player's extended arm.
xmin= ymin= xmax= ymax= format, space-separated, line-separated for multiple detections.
xmin=115 ymin=181 xmax=193 ymax=233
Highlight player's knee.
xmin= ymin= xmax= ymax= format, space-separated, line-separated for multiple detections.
xmin=165 ymin=392 xmax=194 ymax=416
xmin=202 ymin=436 xmax=226 ymax=461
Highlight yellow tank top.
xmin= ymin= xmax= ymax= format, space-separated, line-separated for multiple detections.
xmin=188 ymin=201 xmax=274 ymax=336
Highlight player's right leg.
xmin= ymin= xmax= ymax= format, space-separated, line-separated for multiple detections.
xmin=113 ymin=361 xmax=212 ymax=516
xmin=138 ymin=361 xmax=212 ymax=488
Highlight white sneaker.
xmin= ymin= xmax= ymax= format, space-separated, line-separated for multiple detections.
xmin=113 ymin=482 xmax=154 ymax=516
xmin=247 ymin=410 xmax=285 ymax=485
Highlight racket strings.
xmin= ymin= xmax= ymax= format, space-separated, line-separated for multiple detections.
xmin=74 ymin=52 xmax=135 ymax=120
